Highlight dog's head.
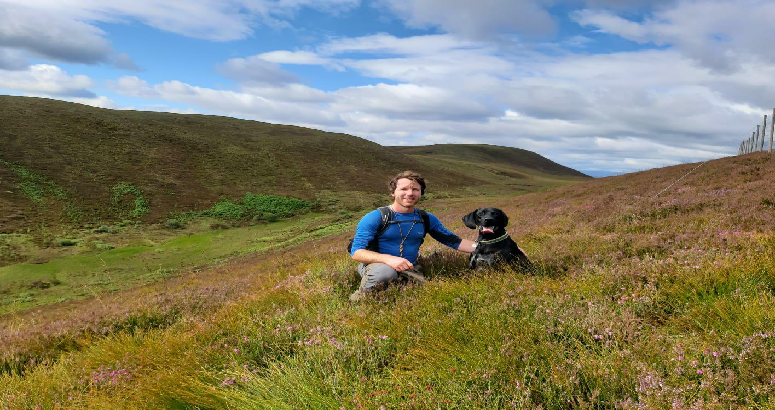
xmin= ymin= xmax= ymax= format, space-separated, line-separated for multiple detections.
xmin=462 ymin=207 xmax=509 ymax=234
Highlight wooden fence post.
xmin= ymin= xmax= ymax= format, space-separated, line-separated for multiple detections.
xmin=756 ymin=125 xmax=761 ymax=151
xmin=771 ymin=108 xmax=775 ymax=153
xmin=762 ymin=115 xmax=768 ymax=151
xmin=752 ymin=132 xmax=756 ymax=153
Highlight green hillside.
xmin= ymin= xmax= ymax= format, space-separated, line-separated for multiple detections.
xmin=0 ymin=153 xmax=773 ymax=408
xmin=0 ymin=96 xmax=586 ymax=235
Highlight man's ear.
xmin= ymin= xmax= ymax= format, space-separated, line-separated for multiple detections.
xmin=462 ymin=209 xmax=479 ymax=229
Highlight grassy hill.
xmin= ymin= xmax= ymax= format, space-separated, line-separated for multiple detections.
xmin=0 ymin=152 xmax=772 ymax=408
xmin=0 ymin=96 xmax=588 ymax=238
xmin=393 ymin=143 xmax=588 ymax=178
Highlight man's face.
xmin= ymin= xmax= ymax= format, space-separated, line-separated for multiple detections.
xmin=392 ymin=178 xmax=421 ymax=209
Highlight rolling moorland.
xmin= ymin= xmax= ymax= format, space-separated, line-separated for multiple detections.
xmin=0 ymin=144 xmax=773 ymax=408
xmin=0 ymin=95 xmax=587 ymax=235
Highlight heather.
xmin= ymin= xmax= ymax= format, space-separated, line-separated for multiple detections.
xmin=1 ymin=153 xmax=774 ymax=408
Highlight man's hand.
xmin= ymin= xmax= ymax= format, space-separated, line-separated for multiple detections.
xmin=352 ymin=249 xmax=414 ymax=271
xmin=384 ymin=255 xmax=414 ymax=272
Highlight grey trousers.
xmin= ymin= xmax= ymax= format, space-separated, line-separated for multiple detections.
xmin=357 ymin=263 xmax=423 ymax=290
xmin=357 ymin=263 xmax=399 ymax=290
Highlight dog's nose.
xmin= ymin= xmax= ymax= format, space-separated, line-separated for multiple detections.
xmin=483 ymin=218 xmax=494 ymax=225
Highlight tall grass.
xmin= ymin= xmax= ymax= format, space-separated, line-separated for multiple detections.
xmin=1 ymin=154 xmax=774 ymax=408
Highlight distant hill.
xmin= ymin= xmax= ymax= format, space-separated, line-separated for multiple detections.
xmin=0 ymin=96 xmax=588 ymax=232
xmin=393 ymin=144 xmax=588 ymax=178
xmin=392 ymin=144 xmax=589 ymax=192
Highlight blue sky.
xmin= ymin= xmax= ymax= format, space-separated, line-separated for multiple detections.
xmin=2 ymin=0 xmax=773 ymax=177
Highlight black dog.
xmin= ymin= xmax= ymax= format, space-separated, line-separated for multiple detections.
xmin=462 ymin=207 xmax=532 ymax=270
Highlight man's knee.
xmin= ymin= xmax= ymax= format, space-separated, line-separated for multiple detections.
xmin=360 ymin=263 xmax=399 ymax=288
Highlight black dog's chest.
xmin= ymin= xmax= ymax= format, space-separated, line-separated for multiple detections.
xmin=471 ymin=251 xmax=497 ymax=266
xmin=472 ymin=238 xmax=517 ymax=259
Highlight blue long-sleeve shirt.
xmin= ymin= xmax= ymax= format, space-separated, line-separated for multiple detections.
xmin=350 ymin=208 xmax=462 ymax=264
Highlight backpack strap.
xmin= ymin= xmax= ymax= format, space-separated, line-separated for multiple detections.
xmin=417 ymin=209 xmax=430 ymax=237
xmin=375 ymin=206 xmax=394 ymax=237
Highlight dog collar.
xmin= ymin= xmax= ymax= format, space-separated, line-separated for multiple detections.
xmin=478 ymin=233 xmax=510 ymax=245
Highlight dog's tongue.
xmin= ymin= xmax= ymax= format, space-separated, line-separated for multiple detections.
xmin=481 ymin=226 xmax=494 ymax=233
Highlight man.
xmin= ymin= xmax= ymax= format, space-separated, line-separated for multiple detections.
xmin=349 ymin=171 xmax=476 ymax=301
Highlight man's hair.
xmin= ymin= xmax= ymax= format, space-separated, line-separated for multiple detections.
xmin=389 ymin=171 xmax=426 ymax=195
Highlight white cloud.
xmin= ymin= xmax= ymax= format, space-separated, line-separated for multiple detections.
xmin=259 ymin=50 xmax=333 ymax=66
xmin=107 ymin=76 xmax=159 ymax=98
xmin=319 ymin=33 xmax=482 ymax=56
xmin=217 ymin=56 xmax=300 ymax=85
xmin=573 ymin=0 xmax=775 ymax=73
xmin=344 ymin=49 xmax=516 ymax=84
xmin=583 ymin=0 xmax=677 ymax=8
xmin=332 ymin=83 xmax=501 ymax=121
xmin=2 ymin=0 xmax=360 ymax=42
xmin=0 ymin=64 xmax=94 ymax=97
xmin=255 ymin=33 xmax=519 ymax=86
xmin=110 ymin=76 xmax=343 ymax=127
xmin=70 ymin=95 xmax=121 ymax=109
xmin=0 ymin=3 xmax=112 ymax=64
xmin=573 ymin=10 xmax=650 ymax=40
xmin=240 ymin=83 xmax=332 ymax=103
xmin=378 ymin=0 xmax=556 ymax=39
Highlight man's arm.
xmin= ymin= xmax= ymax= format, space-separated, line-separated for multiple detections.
xmin=352 ymin=249 xmax=415 ymax=272
xmin=456 ymin=239 xmax=476 ymax=253
xmin=425 ymin=213 xmax=475 ymax=253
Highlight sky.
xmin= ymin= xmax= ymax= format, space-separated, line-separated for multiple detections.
xmin=1 ymin=0 xmax=774 ymax=177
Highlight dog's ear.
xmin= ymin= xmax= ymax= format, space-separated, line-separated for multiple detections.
xmin=500 ymin=210 xmax=509 ymax=228
xmin=462 ymin=209 xmax=479 ymax=229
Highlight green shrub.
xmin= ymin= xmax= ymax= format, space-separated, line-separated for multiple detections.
xmin=207 ymin=199 xmax=245 ymax=220
xmin=190 ymin=193 xmax=311 ymax=223
xmin=94 ymin=225 xmax=117 ymax=234
xmin=242 ymin=193 xmax=310 ymax=218
xmin=93 ymin=242 xmax=115 ymax=251
xmin=164 ymin=219 xmax=184 ymax=229
xmin=56 ymin=239 xmax=77 ymax=247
